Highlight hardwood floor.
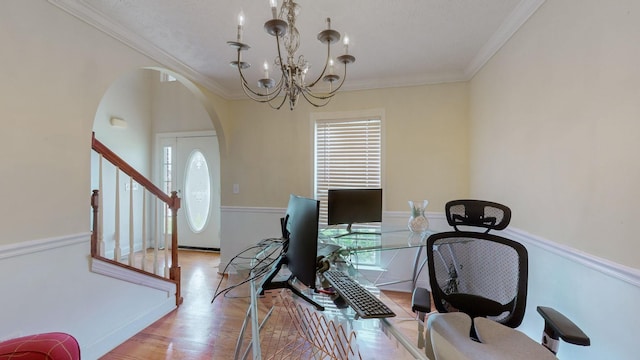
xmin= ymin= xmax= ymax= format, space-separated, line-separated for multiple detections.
xmin=100 ymin=250 xmax=416 ymax=359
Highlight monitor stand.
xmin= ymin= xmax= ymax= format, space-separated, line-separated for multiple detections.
xmin=259 ymin=255 xmax=325 ymax=311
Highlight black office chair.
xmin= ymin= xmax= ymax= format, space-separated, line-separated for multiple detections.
xmin=412 ymin=199 xmax=511 ymax=319
xmin=428 ymin=231 xmax=528 ymax=329
xmin=412 ymin=200 xmax=590 ymax=359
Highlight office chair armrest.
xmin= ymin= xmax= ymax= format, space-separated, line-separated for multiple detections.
xmin=411 ymin=287 xmax=431 ymax=321
xmin=536 ymin=306 xmax=590 ymax=353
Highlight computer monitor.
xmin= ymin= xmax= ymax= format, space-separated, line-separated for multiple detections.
xmin=284 ymin=194 xmax=320 ymax=288
xmin=327 ymin=188 xmax=382 ymax=233
xmin=260 ymin=194 xmax=324 ymax=310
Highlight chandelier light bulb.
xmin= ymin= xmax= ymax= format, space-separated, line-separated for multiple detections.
xmin=263 ymin=60 xmax=270 ymax=78
xmin=237 ymin=10 xmax=245 ymax=42
xmin=343 ymin=35 xmax=349 ymax=54
xmin=270 ymin=0 xmax=278 ymax=19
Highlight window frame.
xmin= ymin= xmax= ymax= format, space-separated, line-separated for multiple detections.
xmin=311 ymin=109 xmax=385 ymax=266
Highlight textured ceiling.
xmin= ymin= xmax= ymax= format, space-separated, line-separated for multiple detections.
xmin=49 ymin=0 xmax=545 ymax=98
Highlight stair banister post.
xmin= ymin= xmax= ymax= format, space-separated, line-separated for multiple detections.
xmin=91 ymin=190 xmax=99 ymax=257
xmin=169 ymin=191 xmax=183 ymax=305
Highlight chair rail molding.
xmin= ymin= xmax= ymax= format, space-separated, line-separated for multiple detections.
xmin=505 ymin=227 xmax=640 ymax=288
xmin=0 ymin=233 xmax=89 ymax=260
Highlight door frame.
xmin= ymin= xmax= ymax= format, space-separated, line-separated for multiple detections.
xmin=154 ymin=130 xmax=220 ymax=250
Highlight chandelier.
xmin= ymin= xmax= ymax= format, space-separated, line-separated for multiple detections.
xmin=227 ymin=0 xmax=355 ymax=110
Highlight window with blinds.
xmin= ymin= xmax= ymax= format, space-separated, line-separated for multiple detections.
xmin=314 ymin=117 xmax=382 ymax=228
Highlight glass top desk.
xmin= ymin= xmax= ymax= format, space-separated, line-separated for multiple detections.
xmin=231 ymin=236 xmax=434 ymax=360
xmin=318 ymin=227 xmax=436 ymax=292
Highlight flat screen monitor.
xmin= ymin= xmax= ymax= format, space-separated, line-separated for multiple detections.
xmin=284 ymin=194 xmax=320 ymax=289
xmin=260 ymin=194 xmax=323 ymax=310
xmin=327 ymin=188 xmax=382 ymax=232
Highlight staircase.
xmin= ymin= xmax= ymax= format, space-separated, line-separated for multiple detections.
xmin=90 ymin=133 xmax=183 ymax=306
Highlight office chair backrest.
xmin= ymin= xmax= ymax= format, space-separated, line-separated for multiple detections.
xmin=445 ymin=199 xmax=511 ymax=233
xmin=427 ymin=231 xmax=528 ymax=329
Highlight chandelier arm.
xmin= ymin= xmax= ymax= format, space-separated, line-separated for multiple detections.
xmin=325 ymin=64 xmax=350 ymax=95
xmin=234 ymin=51 xmax=284 ymax=99
xmin=240 ymin=80 xmax=286 ymax=103
xmin=265 ymin=93 xmax=290 ymax=110
xmin=299 ymin=89 xmax=332 ymax=107
xmin=244 ymin=70 xmax=286 ymax=99
xmin=299 ymin=63 xmax=348 ymax=100
xmin=300 ymin=88 xmax=335 ymax=101
xmin=306 ymin=41 xmax=332 ymax=88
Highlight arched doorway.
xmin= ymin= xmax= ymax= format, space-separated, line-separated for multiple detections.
xmin=91 ymin=68 xmax=223 ymax=253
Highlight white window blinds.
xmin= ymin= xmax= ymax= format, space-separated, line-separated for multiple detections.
xmin=314 ymin=117 xmax=382 ymax=227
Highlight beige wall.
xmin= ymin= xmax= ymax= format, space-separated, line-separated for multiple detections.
xmin=0 ymin=2 xmax=183 ymax=356
xmin=222 ymin=83 xmax=470 ymax=213
xmin=469 ymin=0 xmax=640 ymax=268
xmin=151 ymin=74 xmax=215 ymax=134
xmin=93 ymin=69 xmax=154 ymax=176
xmin=0 ymin=1 xmax=158 ymax=245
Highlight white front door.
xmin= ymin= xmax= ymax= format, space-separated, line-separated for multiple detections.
xmin=159 ymin=132 xmax=220 ymax=249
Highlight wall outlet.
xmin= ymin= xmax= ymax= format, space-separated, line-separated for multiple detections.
xmin=233 ymin=184 xmax=240 ymax=194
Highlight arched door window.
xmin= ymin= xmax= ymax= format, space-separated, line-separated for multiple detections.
xmin=184 ymin=150 xmax=211 ymax=233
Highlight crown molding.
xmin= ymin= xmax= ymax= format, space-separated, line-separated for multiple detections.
xmin=47 ymin=0 xmax=228 ymax=97
xmin=464 ymin=0 xmax=546 ymax=80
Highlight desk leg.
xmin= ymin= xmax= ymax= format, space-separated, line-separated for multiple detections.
xmin=381 ymin=318 xmax=429 ymax=359
xmin=234 ymin=306 xmax=252 ymax=360
xmin=410 ymin=246 xmax=422 ymax=291
xmin=375 ymin=246 xmax=426 ymax=289
xmin=412 ymin=246 xmax=429 ymax=291
xmin=249 ymin=276 xmax=262 ymax=360
xmin=234 ymin=275 xmax=264 ymax=360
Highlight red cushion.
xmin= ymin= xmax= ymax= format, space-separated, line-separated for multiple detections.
xmin=0 ymin=332 xmax=80 ymax=360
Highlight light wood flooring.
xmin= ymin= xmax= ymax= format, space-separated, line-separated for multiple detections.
xmin=100 ymin=250 xmax=416 ymax=359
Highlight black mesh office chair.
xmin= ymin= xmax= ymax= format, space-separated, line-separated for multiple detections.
xmin=412 ymin=200 xmax=590 ymax=359
xmin=412 ymin=199 xmax=511 ymax=319
xmin=428 ymin=231 xmax=527 ymax=329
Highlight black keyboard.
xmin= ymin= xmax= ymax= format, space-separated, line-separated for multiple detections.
xmin=322 ymin=270 xmax=396 ymax=319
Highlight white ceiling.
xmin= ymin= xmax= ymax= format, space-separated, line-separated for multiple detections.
xmin=49 ymin=0 xmax=545 ymax=99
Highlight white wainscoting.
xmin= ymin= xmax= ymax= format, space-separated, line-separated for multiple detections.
xmin=503 ymin=227 xmax=640 ymax=360
xmin=219 ymin=206 xmax=284 ymax=273
xmin=0 ymin=233 xmax=176 ymax=359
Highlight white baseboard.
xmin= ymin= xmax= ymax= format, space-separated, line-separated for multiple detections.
xmin=82 ymin=297 xmax=176 ymax=359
